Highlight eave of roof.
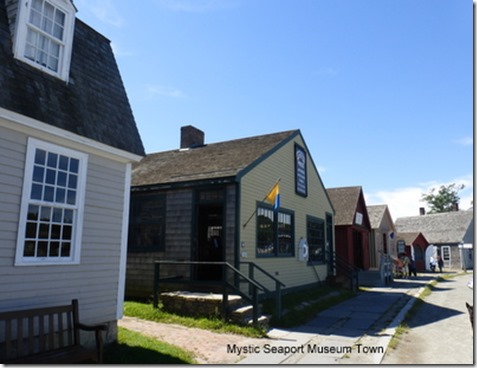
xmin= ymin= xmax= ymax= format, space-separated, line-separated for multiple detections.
xmin=396 ymin=232 xmax=428 ymax=245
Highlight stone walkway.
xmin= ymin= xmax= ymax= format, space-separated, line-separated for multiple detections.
xmin=119 ymin=272 xmax=470 ymax=364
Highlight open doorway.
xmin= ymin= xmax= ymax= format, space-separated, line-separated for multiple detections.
xmin=353 ymin=230 xmax=364 ymax=269
xmin=196 ymin=204 xmax=224 ymax=280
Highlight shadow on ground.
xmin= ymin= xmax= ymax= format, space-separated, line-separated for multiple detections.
xmin=104 ymin=343 xmax=193 ymax=364
xmin=283 ymin=274 xmax=464 ymax=339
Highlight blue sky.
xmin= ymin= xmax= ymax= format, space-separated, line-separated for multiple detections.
xmin=74 ymin=0 xmax=473 ymax=218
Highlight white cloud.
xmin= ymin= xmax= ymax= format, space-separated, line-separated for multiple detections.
xmin=454 ymin=136 xmax=473 ymax=146
xmin=155 ymin=0 xmax=240 ymax=13
xmin=365 ymin=175 xmax=473 ymax=220
xmin=366 ymin=186 xmax=425 ymax=220
xmin=84 ymin=0 xmax=124 ymax=27
xmin=145 ymin=85 xmax=188 ymax=99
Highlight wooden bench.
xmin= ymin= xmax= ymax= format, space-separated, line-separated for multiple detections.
xmin=0 ymin=299 xmax=107 ymax=364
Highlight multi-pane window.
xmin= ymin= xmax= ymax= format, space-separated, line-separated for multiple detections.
xmin=256 ymin=205 xmax=294 ymax=257
xmin=307 ymin=216 xmax=325 ymax=264
xmin=441 ymin=245 xmax=451 ymax=267
xmin=277 ymin=212 xmax=293 ymax=255
xmin=25 ymin=0 xmax=66 ymax=72
xmin=16 ymin=139 xmax=87 ymax=265
xmin=14 ymin=0 xmax=75 ymax=81
xmin=128 ymin=194 xmax=166 ymax=252
xmin=257 ymin=207 xmax=274 ymax=256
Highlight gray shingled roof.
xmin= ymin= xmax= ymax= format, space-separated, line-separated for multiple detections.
xmin=395 ymin=211 xmax=473 ymax=244
xmin=396 ymin=232 xmax=427 ymax=246
xmin=0 ymin=0 xmax=144 ymax=156
xmin=367 ymin=205 xmax=388 ymax=229
xmin=132 ymin=130 xmax=298 ymax=187
xmin=326 ymin=186 xmax=363 ymax=226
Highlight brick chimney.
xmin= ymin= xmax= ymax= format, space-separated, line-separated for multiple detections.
xmin=452 ymin=202 xmax=459 ymax=211
xmin=180 ymin=125 xmax=204 ymax=149
xmin=419 ymin=207 xmax=426 ymax=216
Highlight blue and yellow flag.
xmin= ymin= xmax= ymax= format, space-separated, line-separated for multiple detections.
xmin=265 ymin=182 xmax=280 ymax=210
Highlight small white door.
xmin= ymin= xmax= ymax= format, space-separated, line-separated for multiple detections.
xmin=425 ymin=245 xmax=436 ymax=271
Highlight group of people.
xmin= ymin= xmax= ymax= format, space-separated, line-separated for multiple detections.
xmin=394 ymin=252 xmax=445 ymax=278
xmin=430 ymin=254 xmax=444 ymax=273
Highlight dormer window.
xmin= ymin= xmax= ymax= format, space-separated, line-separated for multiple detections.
xmin=13 ymin=0 xmax=76 ymax=81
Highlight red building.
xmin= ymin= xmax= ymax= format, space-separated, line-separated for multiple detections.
xmin=327 ymin=186 xmax=371 ymax=270
xmin=395 ymin=232 xmax=429 ymax=272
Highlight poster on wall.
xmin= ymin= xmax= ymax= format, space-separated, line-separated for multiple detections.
xmin=397 ymin=240 xmax=406 ymax=254
xmin=295 ymin=144 xmax=307 ymax=197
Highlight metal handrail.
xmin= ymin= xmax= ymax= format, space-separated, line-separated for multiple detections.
xmin=240 ymin=261 xmax=285 ymax=318
xmin=240 ymin=261 xmax=286 ymax=288
xmin=326 ymin=250 xmax=359 ymax=291
xmin=153 ymin=260 xmax=265 ymax=325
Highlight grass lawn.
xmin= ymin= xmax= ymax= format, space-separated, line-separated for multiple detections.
xmin=110 ymin=286 xmax=354 ymax=363
xmin=125 ymin=285 xmax=355 ymax=334
xmin=124 ymin=300 xmax=267 ymax=338
xmin=104 ymin=327 xmax=197 ymax=364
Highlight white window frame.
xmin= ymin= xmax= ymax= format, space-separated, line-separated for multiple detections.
xmin=13 ymin=0 xmax=76 ymax=82
xmin=15 ymin=138 xmax=88 ymax=266
xmin=442 ymin=245 xmax=451 ymax=268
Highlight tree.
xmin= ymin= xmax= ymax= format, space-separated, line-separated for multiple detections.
xmin=421 ymin=183 xmax=464 ymax=213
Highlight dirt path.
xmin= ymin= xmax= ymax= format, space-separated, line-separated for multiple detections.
xmin=381 ymin=273 xmax=473 ymax=364
xmin=118 ymin=316 xmax=268 ymax=364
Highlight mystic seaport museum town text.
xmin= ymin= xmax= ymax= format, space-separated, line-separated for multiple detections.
xmin=226 ymin=343 xmax=384 ymax=356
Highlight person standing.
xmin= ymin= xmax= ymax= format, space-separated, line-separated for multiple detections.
xmin=402 ymin=254 xmax=411 ymax=279
xmin=410 ymin=258 xmax=417 ymax=277
xmin=437 ymin=255 xmax=444 ymax=273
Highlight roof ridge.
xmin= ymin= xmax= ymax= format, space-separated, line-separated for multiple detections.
xmin=132 ymin=129 xmax=300 ymax=187
xmin=145 ymin=129 xmax=299 ymax=156
xmin=396 ymin=210 xmax=473 ymax=221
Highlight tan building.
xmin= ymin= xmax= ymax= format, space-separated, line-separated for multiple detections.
xmin=127 ymin=126 xmax=335 ymax=299
xmin=367 ymin=204 xmax=396 ymax=269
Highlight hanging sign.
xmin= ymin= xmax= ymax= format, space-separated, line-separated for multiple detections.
xmin=295 ymin=144 xmax=307 ymax=197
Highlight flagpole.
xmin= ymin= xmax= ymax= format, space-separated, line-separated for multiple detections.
xmin=242 ymin=178 xmax=281 ymax=228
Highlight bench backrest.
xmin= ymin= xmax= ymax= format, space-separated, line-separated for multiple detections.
xmin=0 ymin=299 xmax=80 ymax=361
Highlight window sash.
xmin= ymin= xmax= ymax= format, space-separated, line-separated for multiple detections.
xmin=25 ymin=0 xmax=65 ymax=72
xmin=30 ymin=0 xmax=66 ymax=41
xmin=307 ymin=217 xmax=325 ymax=264
xmin=25 ymin=28 xmax=61 ymax=72
xmin=14 ymin=0 xmax=75 ymax=81
xmin=442 ymin=246 xmax=451 ymax=261
xmin=256 ymin=205 xmax=294 ymax=257
xmin=128 ymin=194 xmax=166 ymax=252
xmin=277 ymin=212 xmax=293 ymax=256
xmin=256 ymin=207 xmax=275 ymax=256
xmin=16 ymin=139 xmax=87 ymax=265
